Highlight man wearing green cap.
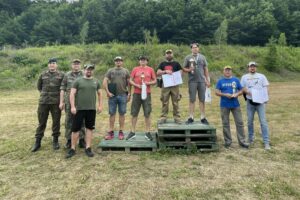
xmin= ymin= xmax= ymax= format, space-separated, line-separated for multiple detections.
xmin=60 ymin=59 xmax=86 ymax=149
xmin=215 ymin=66 xmax=249 ymax=149
xmin=32 ymin=58 xmax=65 ymax=152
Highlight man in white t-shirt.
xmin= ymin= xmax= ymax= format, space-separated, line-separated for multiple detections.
xmin=241 ymin=61 xmax=271 ymax=150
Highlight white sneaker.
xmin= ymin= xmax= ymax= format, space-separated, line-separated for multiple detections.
xmin=264 ymin=144 xmax=271 ymax=150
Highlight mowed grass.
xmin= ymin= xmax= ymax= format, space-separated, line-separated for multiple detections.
xmin=0 ymin=82 xmax=300 ymax=200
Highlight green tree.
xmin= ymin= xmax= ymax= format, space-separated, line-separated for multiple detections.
xmin=214 ymin=19 xmax=228 ymax=48
xmin=264 ymin=37 xmax=280 ymax=72
xmin=80 ymin=21 xmax=89 ymax=44
xmin=278 ymin=32 xmax=287 ymax=46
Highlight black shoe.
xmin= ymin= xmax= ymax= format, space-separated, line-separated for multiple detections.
xmin=145 ymin=132 xmax=153 ymax=141
xmin=126 ymin=132 xmax=136 ymax=140
xmin=31 ymin=138 xmax=41 ymax=152
xmin=79 ymin=138 xmax=86 ymax=148
xmin=65 ymin=139 xmax=71 ymax=149
xmin=185 ymin=117 xmax=194 ymax=124
xmin=224 ymin=143 xmax=231 ymax=149
xmin=240 ymin=143 xmax=249 ymax=149
xmin=201 ymin=118 xmax=209 ymax=125
xmin=53 ymin=136 xmax=60 ymax=150
xmin=66 ymin=149 xmax=76 ymax=159
xmin=85 ymin=148 xmax=94 ymax=157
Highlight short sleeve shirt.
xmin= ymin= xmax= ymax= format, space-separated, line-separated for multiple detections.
xmin=216 ymin=76 xmax=242 ymax=108
xmin=183 ymin=53 xmax=208 ymax=83
xmin=158 ymin=61 xmax=182 ymax=72
xmin=72 ymin=77 xmax=101 ymax=110
xmin=130 ymin=66 xmax=156 ymax=94
xmin=105 ymin=67 xmax=130 ymax=95
xmin=241 ymin=73 xmax=269 ymax=100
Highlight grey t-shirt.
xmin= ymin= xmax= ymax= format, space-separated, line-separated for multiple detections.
xmin=183 ymin=53 xmax=208 ymax=83
xmin=105 ymin=67 xmax=130 ymax=95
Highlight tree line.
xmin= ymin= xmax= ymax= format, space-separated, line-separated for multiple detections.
xmin=0 ymin=0 xmax=299 ymax=47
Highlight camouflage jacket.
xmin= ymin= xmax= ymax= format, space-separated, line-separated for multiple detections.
xmin=60 ymin=71 xmax=84 ymax=104
xmin=37 ymin=70 xmax=64 ymax=104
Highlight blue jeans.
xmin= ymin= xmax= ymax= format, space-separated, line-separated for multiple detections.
xmin=108 ymin=94 xmax=127 ymax=115
xmin=247 ymin=100 xmax=270 ymax=144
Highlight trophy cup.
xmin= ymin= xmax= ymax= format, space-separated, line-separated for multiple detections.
xmin=189 ymin=58 xmax=195 ymax=74
xmin=232 ymin=81 xmax=237 ymax=94
xmin=141 ymin=72 xmax=147 ymax=100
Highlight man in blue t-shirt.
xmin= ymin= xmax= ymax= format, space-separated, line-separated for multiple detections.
xmin=215 ymin=66 xmax=249 ymax=149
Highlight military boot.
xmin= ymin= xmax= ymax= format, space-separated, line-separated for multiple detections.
xmin=31 ymin=138 xmax=41 ymax=152
xmin=53 ymin=136 xmax=60 ymax=150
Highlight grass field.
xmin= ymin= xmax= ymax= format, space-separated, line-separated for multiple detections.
xmin=0 ymin=82 xmax=300 ymax=200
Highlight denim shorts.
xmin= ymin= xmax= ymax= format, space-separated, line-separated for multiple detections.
xmin=108 ymin=94 xmax=127 ymax=115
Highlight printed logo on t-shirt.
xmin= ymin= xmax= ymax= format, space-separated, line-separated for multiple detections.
xmin=165 ymin=65 xmax=173 ymax=71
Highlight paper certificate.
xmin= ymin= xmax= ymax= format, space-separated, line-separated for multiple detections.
xmin=162 ymin=71 xmax=183 ymax=88
xmin=252 ymin=87 xmax=269 ymax=103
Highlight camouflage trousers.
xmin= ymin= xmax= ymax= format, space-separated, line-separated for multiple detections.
xmin=65 ymin=104 xmax=85 ymax=140
xmin=35 ymin=104 xmax=61 ymax=139
xmin=160 ymin=85 xmax=181 ymax=120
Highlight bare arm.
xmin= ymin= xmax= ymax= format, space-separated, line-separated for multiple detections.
xmin=215 ymin=89 xmax=233 ymax=98
xmin=97 ymin=89 xmax=103 ymax=113
xmin=204 ymin=67 xmax=210 ymax=87
xmin=129 ymin=77 xmax=141 ymax=89
xmin=70 ymin=88 xmax=77 ymax=114
xmin=103 ymin=77 xmax=114 ymax=97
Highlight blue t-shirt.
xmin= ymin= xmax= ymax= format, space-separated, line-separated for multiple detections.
xmin=216 ymin=76 xmax=242 ymax=108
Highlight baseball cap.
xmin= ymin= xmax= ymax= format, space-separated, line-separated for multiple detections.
xmin=84 ymin=64 xmax=95 ymax=70
xmin=224 ymin=65 xmax=232 ymax=70
xmin=138 ymin=55 xmax=148 ymax=61
xmin=248 ymin=61 xmax=257 ymax=67
xmin=48 ymin=58 xmax=57 ymax=63
xmin=114 ymin=56 xmax=123 ymax=61
xmin=165 ymin=49 xmax=173 ymax=54
xmin=72 ymin=59 xmax=81 ymax=64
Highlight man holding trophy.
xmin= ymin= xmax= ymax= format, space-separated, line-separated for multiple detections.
xmin=127 ymin=56 xmax=157 ymax=141
xmin=215 ymin=66 xmax=249 ymax=149
xmin=183 ymin=43 xmax=210 ymax=125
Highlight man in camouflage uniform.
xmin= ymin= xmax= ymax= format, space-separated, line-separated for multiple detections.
xmin=32 ymin=58 xmax=64 ymax=152
xmin=59 ymin=59 xmax=86 ymax=149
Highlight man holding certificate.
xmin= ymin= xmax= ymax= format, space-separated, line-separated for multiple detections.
xmin=157 ymin=49 xmax=183 ymax=124
xmin=241 ymin=61 xmax=271 ymax=150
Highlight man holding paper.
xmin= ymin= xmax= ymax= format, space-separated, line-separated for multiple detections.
xmin=241 ymin=61 xmax=271 ymax=150
xmin=157 ymin=49 xmax=183 ymax=124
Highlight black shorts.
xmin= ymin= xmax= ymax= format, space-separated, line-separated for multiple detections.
xmin=72 ymin=110 xmax=96 ymax=132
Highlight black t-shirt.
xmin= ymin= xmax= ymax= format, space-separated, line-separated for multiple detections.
xmin=158 ymin=61 xmax=182 ymax=72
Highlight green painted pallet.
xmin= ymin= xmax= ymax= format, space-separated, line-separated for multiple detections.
xmin=159 ymin=142 xmax=219 ymax=152
xmin=157 ymin=119 xmax=217 ymax=131
xmin=98 ymin=132 xmax=157 ymax=153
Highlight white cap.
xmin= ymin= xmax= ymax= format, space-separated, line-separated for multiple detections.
xmin=248 ymin=61 xmax=257 ymax=67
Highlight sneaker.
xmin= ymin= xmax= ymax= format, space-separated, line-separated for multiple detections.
xmin=264 ymin=144 xmax=271 ymax=150
xmin=78 ymin=138 xmax=86 ymax=148
xmin=174 ymin=118 xmax=182 ymax=124
xmin=126 ymin=132 xmax=136 ymax=140
xmin=118 ymin=130 xmax=124 ymax=140
xmin=145 ymin=132 xmax=153 ymax=141
xmin=85 ymin=147 xmax=94 ymax=157
xmin=66 ymin=149 xmax=76 ymax=159
xmin=240 ymin=143 xmax=249 ymax=149
xmin=201 ymin=118 xmax=209 ymax=125
xmin=65 ymin=139 xmax=71 ymax=149
xmin=158 ymin=118 xmax=167 ymax=124
xmin=105 ymin=131 xmax=114 ymax=140
xmin=185 ymin=117 xmax=194 ymax=124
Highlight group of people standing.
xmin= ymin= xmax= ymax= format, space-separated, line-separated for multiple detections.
xmin=31 ymin=42 xmax=271 ymax=159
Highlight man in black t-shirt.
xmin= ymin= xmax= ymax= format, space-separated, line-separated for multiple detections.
xmin=157 ymin=49 xmax=183 ymax=124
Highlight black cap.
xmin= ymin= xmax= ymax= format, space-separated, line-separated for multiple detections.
xmin=48 ymin=58 xmax=57 ymax=63
xmin=138 ymin=55 xmax=148 ymax=61
xmin=84 ymin=64 xmax=95 ymax=70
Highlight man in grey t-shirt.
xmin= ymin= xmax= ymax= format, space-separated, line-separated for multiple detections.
xmin=183 ymin=42 xmax=210 ymax=125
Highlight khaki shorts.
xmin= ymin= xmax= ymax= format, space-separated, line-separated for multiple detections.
xmin=131 ymin=93 xmax=152 ymax=117
xmin=188 ymin=82 xmax=206 ymax=103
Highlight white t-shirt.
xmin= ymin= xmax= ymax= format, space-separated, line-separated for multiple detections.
xmin=241 ymin=73 xmax=269 ymax=100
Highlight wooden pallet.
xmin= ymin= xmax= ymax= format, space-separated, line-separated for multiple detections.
xmin=159 ymin=142 xmax=219 ymax=152
xmin=98 ymin=132 xmax=157 ymax=153
xmin=157 ymin=120 xmax=218 ymax=152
